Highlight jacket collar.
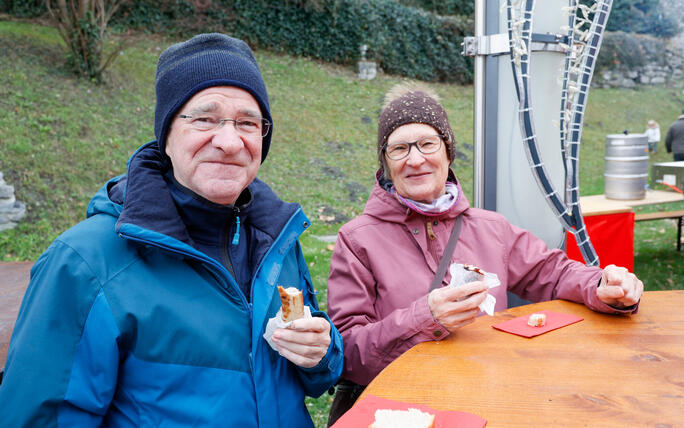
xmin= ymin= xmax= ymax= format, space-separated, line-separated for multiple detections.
xmin=92 ymin=142 xmax=299 ymax=248
xmin=364 ymin=169 xmax=470 ymax=224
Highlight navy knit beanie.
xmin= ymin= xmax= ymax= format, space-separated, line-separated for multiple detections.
xmin=154 ymin=33 xmax=272 ymax=162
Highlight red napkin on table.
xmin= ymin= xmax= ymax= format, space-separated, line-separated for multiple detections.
xmin=492 ymin=310 xmax=583 ymax=338
xmin=331 ymin=394 xmax=487 ymax=428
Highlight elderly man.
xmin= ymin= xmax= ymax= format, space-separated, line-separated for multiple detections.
xmin=0 ymin=34 xmax=342 ymax=427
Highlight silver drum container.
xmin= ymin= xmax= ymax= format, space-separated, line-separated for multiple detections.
xmin=604 ymin=133 xmax=649 ymax=200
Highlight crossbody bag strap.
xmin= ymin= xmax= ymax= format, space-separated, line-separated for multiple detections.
xmin=429 ymin=212 xmax=465 ymax=291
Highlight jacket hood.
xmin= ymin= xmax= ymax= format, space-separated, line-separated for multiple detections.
xmin=86 ymin=142 xmax=299 ymax=249
xmin=363 ymin=168 xmax=469 ymax=224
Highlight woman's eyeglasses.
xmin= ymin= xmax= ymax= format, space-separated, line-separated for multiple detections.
xmin=383 ymin=135 xmax=443 ymax=160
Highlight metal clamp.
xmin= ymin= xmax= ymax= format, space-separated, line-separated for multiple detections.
xmin=462 ymin=33 xmax=509 ymax=56
xmin=462 ymin=33 xmax=569 ymax=57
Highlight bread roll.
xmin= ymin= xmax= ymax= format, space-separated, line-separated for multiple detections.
xmin=278 ymin=286 xmax=305 ymax=322
xmin=368 ymin=408 xmax=435 ymax=428
xmin=527 ymin=313 xmax=546 ymax=327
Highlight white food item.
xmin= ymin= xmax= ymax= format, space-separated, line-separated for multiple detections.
xmin=527 ymin=313 xmax=546 ymax=327
xmin=368 ymin=408 xmax=435 ymax=428
xmin=278 ymin=286 xmax=304 ymax=322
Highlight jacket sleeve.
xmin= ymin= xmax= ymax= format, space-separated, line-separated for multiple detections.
xmin=291 ymin=242 xmax=344 ymax=398
xmin=327 ymin=230 xmax=447 ymax=386
xmin=503 ymin=222 xmax=638 ymax=314
xmin=665 ymin=126 xmax=673 ymax=152
xmin=0 ymin=241 xmax=121 ymax=427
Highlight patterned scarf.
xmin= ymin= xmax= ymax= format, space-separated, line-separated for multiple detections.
xmin=392 ymin=182 xmax=459 ymax=217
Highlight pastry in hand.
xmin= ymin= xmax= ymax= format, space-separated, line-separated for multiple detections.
xmin=278 ymin=286 xmax=305 ymax=323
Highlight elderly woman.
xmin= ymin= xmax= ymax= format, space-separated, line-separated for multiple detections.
xmin=326 ymin=83 xmax=643 ymax=425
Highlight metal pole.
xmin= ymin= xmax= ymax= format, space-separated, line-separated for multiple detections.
xmin=473 ymin=0 xmax=486 ymax=208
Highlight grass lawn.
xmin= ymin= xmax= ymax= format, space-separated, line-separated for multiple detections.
xmin=1 ymin=19 xmax=682 ymax=426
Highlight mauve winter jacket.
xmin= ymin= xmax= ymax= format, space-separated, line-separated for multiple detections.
xmin=327 ymin=173 xmax=636 ymax=386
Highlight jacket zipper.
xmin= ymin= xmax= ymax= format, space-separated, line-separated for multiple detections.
xmin=248 ymin=207 xmax=306 ymax=304
xmin=222 ymin=208 xmax=239 ymax=282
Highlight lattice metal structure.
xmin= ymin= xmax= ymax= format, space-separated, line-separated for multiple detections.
xmin=505 ymin=0 xmax=613 ymax=266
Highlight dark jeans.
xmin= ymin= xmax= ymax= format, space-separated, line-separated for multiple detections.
xmin=674 ymin=153 xmax=684 ymax=161
xmin=326 ymin=379 xmax=366 ymax=427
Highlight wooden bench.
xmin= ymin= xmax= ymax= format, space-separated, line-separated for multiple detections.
xmin=634 ymin=210 xmax=684 ymax=251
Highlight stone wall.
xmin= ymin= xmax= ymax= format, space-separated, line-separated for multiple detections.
xmin=594 ymin=41 xmax=684 ymax=89
xmin=0 ymin=172 xmax=26 ymax=232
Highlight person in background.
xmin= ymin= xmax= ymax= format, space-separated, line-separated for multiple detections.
xmin=325 ymin=82 xmax=643 ymax=426
xmin=665 ymin=108 xmax=684 ymax=161
xmin=645 ymin=119 xmax=660 ymax=154
xmin=0 ymin=33 xmax=342 ymax=427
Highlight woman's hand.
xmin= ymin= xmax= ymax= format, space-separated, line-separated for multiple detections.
xmin=271 ymin=317 xmax=331 ymax=368
xmin=428 ymin=281 xmax=489 ymax=333
xmin=596 ymin=264 xmax=643 ymax=308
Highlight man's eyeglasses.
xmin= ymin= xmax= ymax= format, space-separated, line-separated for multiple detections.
xmin=383 ymin=135 xmax=443 ymax=160
xmin=178 ymin=114 xmax=271 ymax=137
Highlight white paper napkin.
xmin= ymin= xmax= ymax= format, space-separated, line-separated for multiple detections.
xmin=448 ymin=263 xmax=501 ymax=316
xmin=263 ymin=306 xmax=312 ymax=354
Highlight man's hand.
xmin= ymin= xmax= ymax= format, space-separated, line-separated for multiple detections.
xmin=427 ymin=281 xmax=488 ymax=333
xmin=597 ymin=264 xmax=643 ymax=308
xmin=271 ymin=317 xmax=331 ymax=368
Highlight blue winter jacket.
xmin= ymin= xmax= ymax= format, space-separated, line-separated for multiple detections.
xmin=0 ymin=143 xmax=343 ymax=427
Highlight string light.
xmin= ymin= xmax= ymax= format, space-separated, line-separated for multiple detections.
xmin=505 ymin=0 xmax=612 ymax=266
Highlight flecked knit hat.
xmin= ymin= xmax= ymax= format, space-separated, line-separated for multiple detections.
xmin=377 ymin=83 xmax=455 ymax=172
xmin=154 ymin=33 xmax=272 ymax=162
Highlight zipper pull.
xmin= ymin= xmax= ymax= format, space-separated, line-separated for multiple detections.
xmin=232 ymin=214 xmax=241 ymax=246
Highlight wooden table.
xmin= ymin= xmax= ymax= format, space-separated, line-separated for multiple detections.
xmin=361 ymin=291 xmax=684 ymax=427
xmin=0 ymin=261 xmax=33 ymax=368
xmin=580 ymin=189 xmax=684 ymax=216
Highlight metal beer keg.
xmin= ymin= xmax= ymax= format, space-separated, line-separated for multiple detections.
xmin=604 ymin=133 xmax=649 ymax=200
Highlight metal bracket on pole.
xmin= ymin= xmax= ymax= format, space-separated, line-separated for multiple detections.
xmin=462 ymin=33 xmax=569 ymax=57
xmin=462 ymin=33 xmax=509 ymax=56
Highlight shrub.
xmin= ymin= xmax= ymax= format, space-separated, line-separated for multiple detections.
xmin=0 ymin=0 xmax=46 ymax=17
xmin=114 ymin=0 xmax=201 ymax=34
xmin=395 ymin=0 xmax=473 ymax=16
xmin=605 ymin=0 xmax=679 ymax=38
xmin=230 ymin=0 xmax=474 ymax=83
xmin=596 ymin=31 xmax=667 ymax=71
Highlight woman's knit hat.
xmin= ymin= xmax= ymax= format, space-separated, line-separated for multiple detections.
xmin=154 ymin=33 xmax=272 ymax=162
xmin=377 ymin=83 xmax=455 ymax=171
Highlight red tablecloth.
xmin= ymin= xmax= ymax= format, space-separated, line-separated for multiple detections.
xmin=566 ymin=211 xmax=634 ymax=271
